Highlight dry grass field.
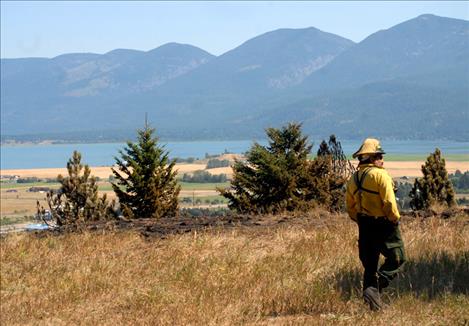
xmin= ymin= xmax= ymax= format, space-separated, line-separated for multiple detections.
xmin=1 ymin=212 xmax=468 ymax=325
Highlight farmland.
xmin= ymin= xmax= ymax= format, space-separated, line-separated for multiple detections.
xmin=0 ymin=161 xmax=230 ymax=226
xmin=2 ymin=159 xmax=469 ymax=225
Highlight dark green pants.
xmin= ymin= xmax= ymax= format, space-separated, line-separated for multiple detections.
xmin=357 ymin=214 xmax=406 ymax=291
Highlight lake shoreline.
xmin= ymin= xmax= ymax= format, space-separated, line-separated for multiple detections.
xmin=2 ymin=140 xmax=468 ymax=170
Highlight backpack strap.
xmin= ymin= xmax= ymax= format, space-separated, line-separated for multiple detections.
xmin=353 ymin=167 xmax=380 ymax=214
xmin=353 ymin=167 xmax=380 ymax=195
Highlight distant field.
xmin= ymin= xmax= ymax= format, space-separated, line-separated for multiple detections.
xmin=382 ymin=161 xmax=469 ymax=177
xmin=2 ymin=159 xmax=468 ymax=221
xmin=0 ymin=179 xmax=229 ymax=222
xmin=0 ymin=181 xmax=59 ymax=189
xmin=2 ymin=157 xmax=468 ymax=181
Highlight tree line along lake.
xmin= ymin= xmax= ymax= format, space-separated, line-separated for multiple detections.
xmin=1 ymin=139 xmax=468 ymax=170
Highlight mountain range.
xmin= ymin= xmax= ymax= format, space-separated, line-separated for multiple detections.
xmin=1 ymin=14 xmax=468 ymax=142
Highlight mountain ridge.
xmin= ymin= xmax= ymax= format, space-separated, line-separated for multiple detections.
xmin=1 ymin=14 xmax=468 ymax=141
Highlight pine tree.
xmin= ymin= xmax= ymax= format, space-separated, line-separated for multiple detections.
xmin=111 ymin=123 xmax=180 ymax=219
xmin=218 ymin=123 xmax=317 ymax=214
xmin=409 ymin=148 xmax=456 ymax=211
xmin=44 ymin=151 xmax=113 ymax=226
xmin=317 ymin=140 xmax=331 ymax=157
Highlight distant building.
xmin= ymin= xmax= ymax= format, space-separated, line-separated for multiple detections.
xmin=0 ymin=175 xmax=19 ymax=182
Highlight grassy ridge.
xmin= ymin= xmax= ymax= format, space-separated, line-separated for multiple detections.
xmin=1 ymin=213 xmax=468 ymax=325
xmin=307 ymin=153 xmax=469 ymax=162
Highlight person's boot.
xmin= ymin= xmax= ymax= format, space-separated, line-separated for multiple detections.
xmin=378 ymin=276 xmax=389 ymax=293
xmin=363 ymin=286 xmax=383 ymax=311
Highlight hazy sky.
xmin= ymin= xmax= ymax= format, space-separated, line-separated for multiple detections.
xmin=1 ymin=1 xmax=468 ymax=58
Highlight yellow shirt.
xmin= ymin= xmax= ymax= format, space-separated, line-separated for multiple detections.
xmin=346 ymin=164 xmax=400 ymax=223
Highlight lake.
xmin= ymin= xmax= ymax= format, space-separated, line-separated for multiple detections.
xmin=1 ymin=139 xmax=468 ymax=169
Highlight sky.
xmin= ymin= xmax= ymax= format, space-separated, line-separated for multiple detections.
xmin=1 ymin=1 xmax=468 ymax=59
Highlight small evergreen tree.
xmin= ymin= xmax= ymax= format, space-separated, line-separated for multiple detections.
xmin=409 ymin=148 xmax=456 ymax=211
xmin=317 ymin=140 xmax=331 ymax=157
xmin=326 ymin=135 xmax=355 ymax=179
xmin=43 ymin=151 xmax=113 ymax=226
xmin=315 ymin=135 xmax=355 ymax=211
xmin=218 ymin=123 xmax=317 ymax=213
xmin=111 ymin=123 xmax=180 ymax=219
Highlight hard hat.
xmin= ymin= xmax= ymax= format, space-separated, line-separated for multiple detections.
xmin=352 ymin=138 xmax=386 ymax=158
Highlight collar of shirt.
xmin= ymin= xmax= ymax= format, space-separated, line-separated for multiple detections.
xmin=358 ymin=163 xmax=383 ymax=169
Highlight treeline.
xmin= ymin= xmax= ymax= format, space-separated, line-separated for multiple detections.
xmin=450 ymin=170 xmax=469 ymax=193
xmin=17 ymin=177 xmax=58 ymax=184
xmin=16 ymin=176 xmax=105 ymax=184
xmin=182 ymin=170 xmax=228 ymax=183
xmin=36 ymin=121 xmax=460 ymax=227
xmin=206 ymin=159 xmax=230 ymax=169
xmin=175 ymin=157 xmax=197 ymax=163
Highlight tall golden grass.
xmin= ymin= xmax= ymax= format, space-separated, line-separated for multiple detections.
xmin=1 ymin=212 xmax=468 ymax=325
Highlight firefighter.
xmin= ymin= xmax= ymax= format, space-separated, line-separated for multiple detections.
xmin=346 ymin=138 xmax=406 ymax=311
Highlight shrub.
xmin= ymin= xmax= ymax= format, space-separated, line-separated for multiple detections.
xmin=41 ymin=151 xmax=113 ymax=226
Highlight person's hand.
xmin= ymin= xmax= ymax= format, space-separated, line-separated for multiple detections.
xmin=388 ymin=218 xmax=399 ymax=226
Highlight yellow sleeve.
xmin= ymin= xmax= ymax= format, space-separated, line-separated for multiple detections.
xmin=345 ymin=177 xmax=358 ymax=222
xmin=378 ymin=171 xmax=400 ymax=223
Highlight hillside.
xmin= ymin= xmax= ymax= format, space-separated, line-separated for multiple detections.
xmin=240 ymin=14 xmax=469 ymax=140
xmin=1 ymin=43 xmax=214 ymax=135
xmin=299 ymin=14 xmax=469 ymax=90
xmin=1 ymin=211 xmax=468 ymax=324
xmin=1 ymin=14 xmax=468 ymax=141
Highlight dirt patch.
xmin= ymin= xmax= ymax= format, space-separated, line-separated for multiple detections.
xmin=25 ymin=212 xmax=338 ymax=239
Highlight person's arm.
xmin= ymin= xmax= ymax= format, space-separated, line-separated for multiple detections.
xmin=378 ymin=171 xmax=400 ymax=223
xmin=345 ymin=178 xmax=358 ymax=222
